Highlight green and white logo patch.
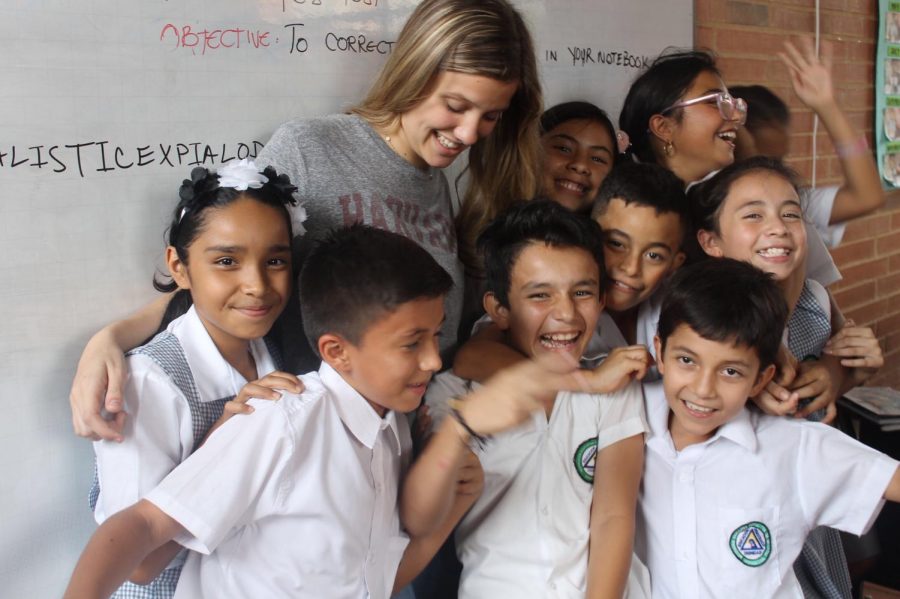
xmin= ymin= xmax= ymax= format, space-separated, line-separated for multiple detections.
xmin=573 ymin=437 xmax=597 ymax=484
xmin=729 ymin=521 xmax=772 ymax=567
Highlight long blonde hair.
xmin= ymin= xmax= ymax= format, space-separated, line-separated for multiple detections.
xmin=352 ymin=0 xmax=542 ymax=275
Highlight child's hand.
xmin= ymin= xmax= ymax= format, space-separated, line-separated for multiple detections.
xmin=455 ymin=449 xmax=484 ymax=497
xmin=751 ymin=344 xmax=800 ymax=416
xmin=779 ymin=37 xmax=836 ymax=114
xmin=790 ymin=359 xmax=840 ymax=423
xmin=582 ymin=345 xmax=652 ymax=394
xmin=458 ymin=354 xmax=583 ymax=437
xmin=223 ymin=371 xmax=303 ymax=416
xmin=203 ymin=372 xmax=303 ymax=442
xmin=823 ymin=321 xmax=883 ymax=382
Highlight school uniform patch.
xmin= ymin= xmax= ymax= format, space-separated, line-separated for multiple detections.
xmin=573 ymin=437 xmax=598 ymax=483
xmin=729 ymin=521 xmax=772 ymax=567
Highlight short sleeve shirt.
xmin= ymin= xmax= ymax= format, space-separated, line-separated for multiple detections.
xmin=146 ymin=363 xmax=411 ymax=599
xmin=637 ymin=381 xmax=897 ymax=599
xmin=426 ymin=371 xmax=647 ymax=598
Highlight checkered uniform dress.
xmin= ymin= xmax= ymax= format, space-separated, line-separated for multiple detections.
xmin=87 ymin=331 xmax=282 ymax=599
xmin=786 ymin=281 xmax=852 ymax=599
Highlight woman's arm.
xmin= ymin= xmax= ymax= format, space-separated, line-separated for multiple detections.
xmin=70 ymin=294 xmax=170 ymax=441
xmin=586 ymin=434 xmax=644 ymax=599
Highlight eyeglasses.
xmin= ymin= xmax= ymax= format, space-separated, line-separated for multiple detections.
xmin=661 ymin=91 xmax=747 ymax=126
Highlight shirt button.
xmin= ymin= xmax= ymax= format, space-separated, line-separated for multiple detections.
xmin=549 ymin=582 xmax=557 ymax=590
xmin=541 ymin=505 xmax=549 ymax=516
xmin=678 ymin=471 xmax=692 ymax=483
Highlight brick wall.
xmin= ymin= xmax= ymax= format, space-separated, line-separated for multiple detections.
xmin=695 ymin=0 xmax=900 ymax=387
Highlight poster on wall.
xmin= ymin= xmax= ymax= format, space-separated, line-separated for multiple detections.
xmin=878 ymin=0 xmax=900 ymax=187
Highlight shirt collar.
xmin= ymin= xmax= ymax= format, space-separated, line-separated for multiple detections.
xmin=174 ymin=306 xmax=276 ymax=403
xmin=643 ymin=379 xmax=758 ymax=455
xmin=318 ymin=362 xmax=404 ymax=455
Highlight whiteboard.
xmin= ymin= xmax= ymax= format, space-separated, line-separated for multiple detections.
xmin=0 ymin=0 xmax=691 ymax=594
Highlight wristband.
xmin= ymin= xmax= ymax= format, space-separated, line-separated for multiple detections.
xmin=835 ymin=136 xmax=869 ymax=159
xmin=447 ymin=398 xmax=490 ymax=451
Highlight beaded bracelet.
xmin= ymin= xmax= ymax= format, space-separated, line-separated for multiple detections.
xmin=447 ymin=398 xmax=490 ymax=451
xmin=835 ymin=136 xmax=869 ymax=159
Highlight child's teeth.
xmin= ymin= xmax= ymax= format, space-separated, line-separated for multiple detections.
xmin=558 ymin=180 xmax=585 ymax=192
xmin=685 ymin=400 xmax=713 ymax=413
xmin=758 ymin=248 xmax=789 ymax=257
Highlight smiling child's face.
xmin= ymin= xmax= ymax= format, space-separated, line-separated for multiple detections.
xmin=489 ymin=242 xmax=603 ymax=366
xmin=655 ymin=324 xmax=773 ymax=450
xmin=540 ymin=118 xmax=615 ymax=212
xmin=698 ymin=170 xmax=806 ymax=282
xmin=594 ymin=198 xmax=685 ymax=314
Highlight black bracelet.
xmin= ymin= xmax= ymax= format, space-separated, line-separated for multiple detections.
xmin=448 ymin=399 xmax=490 ymax=451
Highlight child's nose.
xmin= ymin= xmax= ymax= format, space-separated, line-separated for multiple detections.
xmin=242 ymin=265 xmax=267 ymax=295
xmin=454 ymin=115 xmax=480 ymax=146
xmin=419 ymin=335 xmax=442 ymax=372
xmin=693 ymin=370 xmax=717 ymax=398
xmin=567 ymin=153 xmax=590 ymax=175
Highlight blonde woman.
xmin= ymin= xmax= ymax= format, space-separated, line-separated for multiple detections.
xmin=71 ymin=0 xmax=543 ymax=441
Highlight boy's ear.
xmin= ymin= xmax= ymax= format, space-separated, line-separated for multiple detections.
xmin=318 ymin=333 xmax=352 ymax=372
xmin=165 ymin=246 xmax=191 ymax=290
xmin=483 ymin=292 xmax=511 ymax=330
xmin=653 ymin=335 xmax=665 ymax=374
xmin=750 ymin=364 xmax=777 ymax=397
xmin=696 ymin=229 xmax=725 ymax=258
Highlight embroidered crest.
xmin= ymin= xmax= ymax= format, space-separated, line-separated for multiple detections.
xmin=729 ymin=521 xmax=772 ymax=567
xmin=573 ymin=437 xmax=598 ymax=483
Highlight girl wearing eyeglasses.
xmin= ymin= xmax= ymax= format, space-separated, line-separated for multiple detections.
xmin=620 ymin=44 xmax=870 ymax=599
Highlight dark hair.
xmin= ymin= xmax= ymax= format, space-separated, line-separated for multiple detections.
xmin=151 ymin=165 xmax=298 ymax=329
xmin=729 ymin=85 xmax=790 ymax=132
xmin=478 ymin=199 xmax=605 ymax=308
xmin=592 ymin=162 xmax=690 ymax=244
xmin=299 ymin=225 xmax=453 ymax=357
xmin=619 ymin=49 xmax=720 ymax=164
xmin=689 ymin=156 xmax=801 ymax=235
xmin=657 ymin=258 xmax=788 ymax=368
xmin=154 ymin=165 xmax=298 ymax=293
xmin=541 ymin=101 xmax=620 ymax=167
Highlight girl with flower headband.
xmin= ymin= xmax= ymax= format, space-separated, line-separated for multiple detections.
xmin=89 ymin=160 xmax=303 ymax=599
xmin=70 ymin=0 xmax=542 ymax=441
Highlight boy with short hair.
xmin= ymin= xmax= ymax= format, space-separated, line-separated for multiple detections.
xmin=638 ymin=258 xmax=900 ymax=598
xmin=65 ymin=226 xmax=583 ymax=599
xmin=407 ymin=201 xmax=652 ymax=598
xmin=454 ymin=161 xmax=687 ymax=381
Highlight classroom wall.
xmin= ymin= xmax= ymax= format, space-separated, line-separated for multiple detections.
xmin=695 ymin=0 xmax=900 ymax=387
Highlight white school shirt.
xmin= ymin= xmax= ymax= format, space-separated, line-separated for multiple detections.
xmin=636 ymin=381 xmax=898 ymax=599
xmin=426 ymin=371 xmax=649 ymax=599
xmin=93 ymin=305 xmax=276 ymax=524
xmin=145 ymin=363 xmax=411 ymax=599
xmin=802 ymin=186 xmax=847 ymax=249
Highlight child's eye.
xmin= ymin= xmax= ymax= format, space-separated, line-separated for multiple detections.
xmin=552 ymin=144 xmax=573 ymax=154
xmin=783 ymin=211 xmax=802 ymax=220
xmin=482 ymin=111 xmax=502 ymax=123
xmin=722 ymin=367 xmax=743 ymax=378
xmin=645 ymin=251 xmax=665 ymax=262
xmin=447 ymin=102 xmax=465 ymax=114
xmin=591 ymin=156 xmax=609 ymax=165
xmin=215 ymin=257 xmax=236 ymax=266
xmin=605 ymin=239 xmax=625 ymax=251
xmin=267 ymin=257 xmax=289 ymax=267
xmin=676 ymin=355 xmax=694 ymax=366
xmin=742 ymin=212 xmax=762 ymax=221
xmin=528 ymin=292 xmax=550 ymax=300
xmin=574 ymin=289 xmax=595 ymax=298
